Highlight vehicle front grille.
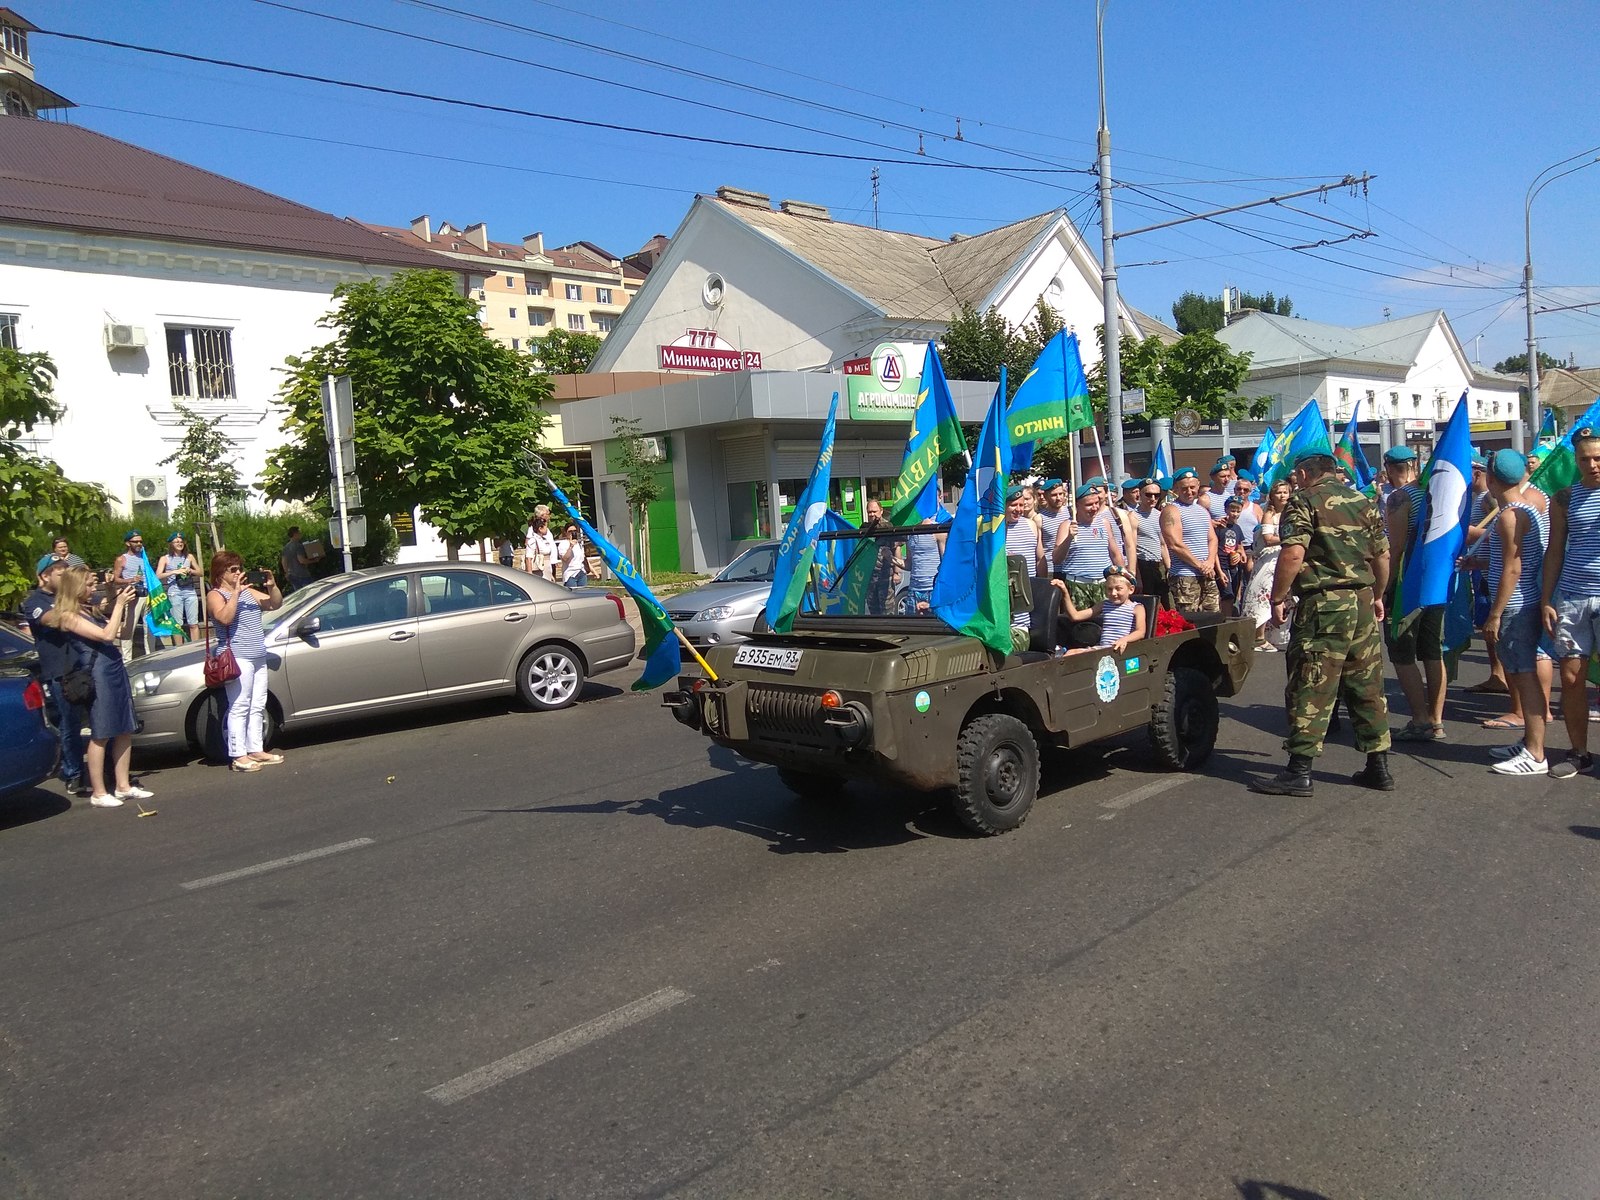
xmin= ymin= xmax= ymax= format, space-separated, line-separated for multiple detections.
xmin=666 ymin=610 xmax=697 ymax=623
xmin=746 ymin=684 xmax=829 ymax=746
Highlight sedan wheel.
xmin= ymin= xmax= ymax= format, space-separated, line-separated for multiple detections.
xmin=518 ymin=645 xmax=585 ymax=711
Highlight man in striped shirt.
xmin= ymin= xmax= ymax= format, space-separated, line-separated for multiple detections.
xmin=1161 ymin=467 xmax=1221 ymax=613
xmin=1540 ymin=427 xmax=1600 ymax=780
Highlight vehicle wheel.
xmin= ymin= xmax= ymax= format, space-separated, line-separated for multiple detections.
xmin=263 ymin=699 xmax=281 ymax=750
xmin=951 ymin=713 xmax=1040 ymax=835
xmin=777 ymin=768 xmax=845 ymax=802
xmin=518 ymin=644 xmax=585 ymax=711
xmin=1149 ymin=666 xmax=1219 ymax=770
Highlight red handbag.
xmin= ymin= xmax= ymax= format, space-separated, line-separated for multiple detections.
xmin=204 ymin=630 xmax=240 ymax=687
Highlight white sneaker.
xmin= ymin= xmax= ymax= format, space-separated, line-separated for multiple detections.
xmin=90 ymin=794 xmax=124 ymax=808
xmin=1489 ymin=741 xmax=1525 ymax=761
xmin=115 ymin=785 xmax=155 ymax=800
xmin=1491 ymin=748 xmax=1549 ymax=776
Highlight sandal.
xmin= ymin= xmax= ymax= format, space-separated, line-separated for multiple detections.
xmin=1480 ymin=715 xmax=1524 ymax=729
xmin=1465 ymin=678 xmax=1509 ymax=695
xmin=1394 ymin=721 xmax=1446 ymax=742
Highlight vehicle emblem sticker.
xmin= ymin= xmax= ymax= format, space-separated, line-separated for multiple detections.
xmin=914 ymin=690 xmax=931 ymax=713
xmin=1094 ymin=655 xmax=1120 ymax=703
xmin=1124 ymin=656 xmax=1140 ymax=674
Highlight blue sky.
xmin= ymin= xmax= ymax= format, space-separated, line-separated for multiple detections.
xmin=33 ymin=0 xmax=1600 ymax=367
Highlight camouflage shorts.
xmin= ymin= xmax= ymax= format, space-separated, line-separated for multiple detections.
xmin=1169 ymin=574 xmax=1220 ymax=613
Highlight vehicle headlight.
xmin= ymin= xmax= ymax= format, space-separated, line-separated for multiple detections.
xmin=131 ymin=670 xmax=167 ymax=697
xmin=694 ymin=605 xmax=735 ymax=622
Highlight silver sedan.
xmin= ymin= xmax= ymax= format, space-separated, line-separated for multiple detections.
xmin=130 ymin=562 xmax=635 ymax=754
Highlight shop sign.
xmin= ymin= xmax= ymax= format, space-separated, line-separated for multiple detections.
xmin=841 ymin=357 xmax=872 ymax=375
xmin=657 ymin=328 xmax=762 ymax=373
xmin=846 ymin=341 xmax=922 ymax=421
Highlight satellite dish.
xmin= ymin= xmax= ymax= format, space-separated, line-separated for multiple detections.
xmin=702 ymin=273 xmax=726 ymax=309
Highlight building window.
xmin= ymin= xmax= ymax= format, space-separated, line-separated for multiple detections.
xmin=166 ymin=326 xmax=236 ymax=400
xmin=529 ymin=311 xmax=548 ymax=327
xmin=595 ymin=315 xmax=615 ymax=333
xmin=507 ymin=276 xmax=517 ymax=289
xmin=511 ymin=338 xmax=520 ymax=350
xmin=565 ymin=284 xmax=583 ymax=301
xmin=568 ymin=314 xmax=586 ymax=331
xmin=509 ymin=307 xmax=517 ymax=319
xmin=3 ymin=22 xmax=29 ymax=62
xmin=526 ymin=280 xmax=544 ymax=296
xmin=0 ymin=312 xmax=19 ymax=350
xmin=597 ymin=287 xmax=612 ymax=304
xmin=1338 ymin=387 xmax=1349 ymax=403
xmin=728 ymin=481 xmax=772 ymax=540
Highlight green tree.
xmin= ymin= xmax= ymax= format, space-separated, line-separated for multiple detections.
xmin=264 ymin=270 xmax=556 ymax=559
xmin=1 ymin=348 xmax=110 ymax=605
xmin=529 ymin=327 xmax=603 ymax=375
xmin=1087 ymin=328 xmax=1261 ymax=421
xmin=159 ymin=402 xmax=249 ymax=535
xmin=1493 ymin=350 xmax=1561 ymax=376
xmin=1171 ymin=289 xmax=1293 ymax=334
xmin=609 ymin=415 xmax=664 ymax=573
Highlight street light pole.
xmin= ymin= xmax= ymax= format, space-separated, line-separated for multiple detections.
xmin=1096 ymin=0 xmax=1124 ymax=482
xmin=1523 ymin=146 xmax=1600 ymax=451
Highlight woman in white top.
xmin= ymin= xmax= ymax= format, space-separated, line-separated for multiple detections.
xmin=525 ymin=515 xmax=557 ymax=581
xmin=556 ymin=524 xmax=588 ymax=589
xmin=1240 ymin=478 xmax=1292 ymax=647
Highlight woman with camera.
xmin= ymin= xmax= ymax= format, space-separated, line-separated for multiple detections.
xmin=41 ymin=565 xmax=150 ymax=808
xmin=207 ymin=551 xmax=283 ymax=773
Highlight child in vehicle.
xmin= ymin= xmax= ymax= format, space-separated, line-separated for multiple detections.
xmin=1053 ymin=565 xmax=1146 ymax=654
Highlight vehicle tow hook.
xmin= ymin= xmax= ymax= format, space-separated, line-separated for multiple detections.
xmin=822 ymin=702 xmax=872 ymax=747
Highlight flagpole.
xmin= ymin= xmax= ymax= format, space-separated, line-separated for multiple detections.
xmin=1090 ymin=423 xmax=1109 ymax=484
xmin=674 ymin=627 xmax=718 ymax=681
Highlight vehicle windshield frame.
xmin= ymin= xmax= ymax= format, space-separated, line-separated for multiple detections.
xmin=792 ymin=522 xmax=957 ymax=630
xmin=261 ymin=575 xmax=351 ymax=631
xmin=714 ymin=544 xmax=777 ymax=584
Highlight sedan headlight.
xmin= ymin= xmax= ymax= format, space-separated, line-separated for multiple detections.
xmin=694 ymin=605 xmax=736 ymax=622
xmin=130 ymin=670 xmax=167 ymax=697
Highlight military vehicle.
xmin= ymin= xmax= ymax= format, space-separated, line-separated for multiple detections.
xmin=665 ymin=523 xmax=1255 ymax=835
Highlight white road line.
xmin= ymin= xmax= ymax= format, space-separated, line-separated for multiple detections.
xmin=426 ymin=987 xmax=691 ymax=1106
xmin=180 ymin=838 xmax=376 ymax=891
xmin=1098 ymin=775 xmax=1188 ymax=813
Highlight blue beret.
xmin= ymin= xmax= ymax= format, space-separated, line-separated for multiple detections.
xmin=1005 ymin=483 xmax=1026 ymax=501
xmin=123 ymin=529 xmax=142 ymax=541
xmin=1210 ymin=457 xmax=1233 ymax=474
xmin=1382 ymin=446 xmax=1416 ymax=464
xmin=1291 ymin=445 xmax=1335 ymax=468
xmin=1074 ymin=483 xmax=1095 ymax=500
xmin=1172 ymin=466 xmax=1199 ymax=481
xmin=1041 ymin=477 xmax=1063 ymax=490
xmin=1120 ymin=477 xmax=1141 ymax=490
xmin=1471 ymin=452 xmax=1488 ymax=468
xmin=1236 ymin=468 xmax=1256 ymax=482
xmin=37 ymin=553 xmax=61 ymax=574
xmin=1086 ymin=475 xmax=1107 ymax=488
xmin=1490 ymin=448 xmax=1526 ymax=484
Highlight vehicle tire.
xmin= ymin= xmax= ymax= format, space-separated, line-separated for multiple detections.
xmin=263 ymin=699 xmax=281 ymax=750
xmin=189 ymin=689 xmax=228 ymax=762
xmin=518 ymin=644 xmax=586 ymax=711
xmin=951 ymin=713 xmax=1040 ymax=835
xmin=1148 ymin=666 xmax=1219 ymax=770
xmin=777 ymin=767 xmax=845 ymax=802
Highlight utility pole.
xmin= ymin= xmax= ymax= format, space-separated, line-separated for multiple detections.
xmin=871 ymin=166 xmax=880 ymax=230
xmin=1524 ymin=146 xmax=1600 ymax=453
xmin=1096 ymin=0 xmax=1125 ymax=481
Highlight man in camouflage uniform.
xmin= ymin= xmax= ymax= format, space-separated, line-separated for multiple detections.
xmin=1250 ymin=448 xmax=1394 ymax=797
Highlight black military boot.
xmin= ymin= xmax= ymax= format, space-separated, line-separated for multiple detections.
xmin=1352 ymin=751 xmax=1395 ymax=791
xmin=1249 ymin=754 xmax=1314 ymax=797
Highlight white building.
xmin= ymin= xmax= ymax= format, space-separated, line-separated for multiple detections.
xmin=0 ymin=115 xmax=480 ymax=555
xmin=563 ymin=186 xmax=1173 ymax=572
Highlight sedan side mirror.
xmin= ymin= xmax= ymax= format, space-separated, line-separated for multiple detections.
xmin=294 ymin=616 xmax=321 ymax=638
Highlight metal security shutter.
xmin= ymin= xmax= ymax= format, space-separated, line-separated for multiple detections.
xmin=721 ymin=435 xmax=767 ymax=483
xmin=858 ymin=447 xmax=902 ymax=477
xmin=774 ymin=447 xmax=821 ymax=477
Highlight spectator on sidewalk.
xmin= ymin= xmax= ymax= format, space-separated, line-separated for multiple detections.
xmin=22 ymin=556 xmax=88 ymax=798
xmin=1540 ymin=426 xmax=1600 ymax=780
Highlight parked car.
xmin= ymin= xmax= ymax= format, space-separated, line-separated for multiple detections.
xmin=664 ymin=543 xmax=778 ymax=650
xmin=0 ymin=618 xmax=57 ymax=801
xmin=130 ymin=562 xmax=636 ymax=755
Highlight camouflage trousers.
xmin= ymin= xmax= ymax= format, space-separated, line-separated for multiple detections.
xmin=1168 ymin=573 xmax=1220 ymax=613
xmin=1284 ymin=589 xmax=1391 ymax=758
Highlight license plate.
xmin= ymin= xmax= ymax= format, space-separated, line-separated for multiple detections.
xmin=734 ymin=644 xmax=803 ymax=672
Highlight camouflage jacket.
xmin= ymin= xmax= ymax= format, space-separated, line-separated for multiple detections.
xmin=1279 ymin=474 xmax=1384 ymax=596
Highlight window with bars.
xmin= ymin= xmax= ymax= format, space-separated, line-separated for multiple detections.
xmin=166 ymin=326 xmax=237 ymax=400
xmin=0 ymin=312 xmax=19 ymax=350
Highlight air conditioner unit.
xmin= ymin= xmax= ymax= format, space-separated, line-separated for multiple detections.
xmin=131 ymin=474 xmax=168 ymax=503
xmin=639 ymin=435 xmax=667 ymax=462
xmin=105 ymin=323 xmax=148 ymax=351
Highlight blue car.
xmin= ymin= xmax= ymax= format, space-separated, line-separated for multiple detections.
xmin=0 ymin=618 xmax=59 ymax=801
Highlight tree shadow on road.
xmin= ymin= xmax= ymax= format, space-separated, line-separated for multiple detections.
xmin=1235 ymin=1181 xmax=1331 ymax=1200
xmin=1570 ymin=825 xmax=1600 ymax=841
xmin=483 ymin=743 xmax=964 ymax=853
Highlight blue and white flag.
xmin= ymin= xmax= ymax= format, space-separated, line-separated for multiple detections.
xmin=1249 ymin=427 xmax=1276 ymax=483
xmin=1399 ymin=393 xmax=1473 ymax=617
xmin=1539 ymin=407 xmax=1558 ymax=440
xmin=1150 ymin=437 xmax=1172 ymax=486
xmin=764 ymin=392 xmax=838 ymax=633
xmin=1262 ymin=401 xmax=1331 ymax=489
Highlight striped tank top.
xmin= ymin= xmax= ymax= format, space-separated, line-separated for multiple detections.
xmin=1061 ymin=517 xmax=1112 ymax=581
xmin=1004 ymin=516 xmax=1040 ymax=572
xmin=1169 ymin=500 xmax=1212 ymax=578
xmin=217 ymin=587 xmax=267 ymax=663
xmin=1486 ymin=501 xmax=1546 ymax=613
xmin=1389 ymin=483 xmax=1425 ymax=549
xmin=1135 ymin=507 xmax=1164 ymax=561
xmin=1098 ymin=600 xmax=1138 ymax=647
xmin=1202 ymin=489 xmax=1230 ymax=520
xmin=1036 ymin=506 xmax=1068 ymax=554
xmin=1558 ymin=483 xmax=1600 ymax=597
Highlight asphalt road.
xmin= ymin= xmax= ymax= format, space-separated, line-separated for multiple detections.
xmin=4 ymin=649 xmax=1600 ymax=1199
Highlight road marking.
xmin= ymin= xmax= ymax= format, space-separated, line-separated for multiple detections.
xmin=180 ymin=838 xmax=376 ymax=891
xmin=1097 ymin=775 xmax=1187 ymax=814
xmin=426 ymin=987 xmax=691 ymax=1106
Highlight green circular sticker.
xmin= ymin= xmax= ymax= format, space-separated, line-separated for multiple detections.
xmin=914 ymin=690 xmax=931 ymax=713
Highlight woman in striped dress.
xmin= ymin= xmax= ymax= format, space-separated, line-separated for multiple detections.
xmin=207 ymin=551 xmax=284 ymax=773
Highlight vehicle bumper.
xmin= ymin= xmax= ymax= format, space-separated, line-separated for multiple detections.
xmin=130 ymin=691 xmax=193 ymax=749
xmin=669 ymin=616 xmax=757 ymax=651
